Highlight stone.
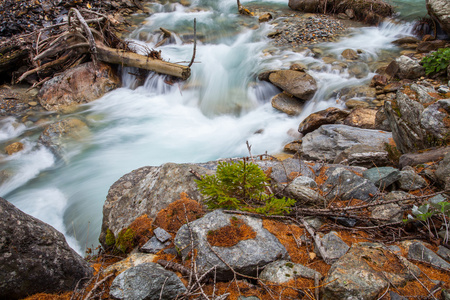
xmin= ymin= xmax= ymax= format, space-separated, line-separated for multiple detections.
xmin=370 ymin=74 xmax=388 ymax=87
xmin=259 ymin=260 xmax=321 ymax=284
xmin=316 ymin=231 xmax=350 ymax=264
xmin=438 ymin=245 xmax=450 ymax=262
xmin=258 ymin=13 xmax=272 ymax=23
xmin=38 ymin=62 xmax=120 ymax=111
xmin=256 ymin=157 xmax=315 ymax=184
xmin=140 ymin=236 xmax=171 ymax=254
xmin=363 ymin=167 xmax=401 ymax=189
xmin=109 ymin=263 xmax=186 ymax=300
xmin=333 ymin=144 xmax=390 ymax=168
xmin=370 ymin=201 xmax=403 ymax=224
xmin=345 ymin=99 xmax=370 ymax=108
xmin=268 ymin=70 xmax=317 ymax=100
xmin=408 ymin=241 xmax=450 ymax=271
xmin=301 ymin=124 xmax=392 ymax=162
xmin=341 ymin=49 xmax=358 ymax=60
xmin=343 ymin=108 xmax=378 ymax=129
xmin=394 ymin=55 xmax=425 ymax=79
xmin=271 ymin=92 xmax=304 ymax=115
xmin=417 ymin=40 xmax=447 ymax=53
xmin=290 ymin=63 xmax=307 ymax=72
xmin=174 ymin=210 xmax=289 ymax=280
xmin=0 ymin=197 xmax=93 ymax=299
xmin=103 ymin=253 xmax=157 ymax=275
xmin=348 ymin=62 xmax=370 ymax=79
xmin=410 ymin=83 xmax=436 ymax=104
xmin=298 ymin=107 xmax=349 ymax=135
xmin=392 ymin=36 xmax=420 ymax=45
xmin=420 ymin=99 xmax=450 ymax=139
xmin=436 ymin=151 xmax=450 ymax=192
xmin=322 ymin=167 xmax=378 ymax=201
xmin=4 ymin=141 xmax=24 ymax=155
xmin=154 ymin=227 xmax=172 ymax=243
xmin=399 ymin=169 xmax=427 ymax=191
xmin=99 ymin=162 xmax=212 ymax=249
xmin=285 ymin=184 xmax=327 ymax=207
xmin=290 ymin=175 xmax=317 ymax=188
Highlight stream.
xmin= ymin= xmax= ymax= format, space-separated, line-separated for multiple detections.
xmin=0 ymin=0 xmax=428 ymax=254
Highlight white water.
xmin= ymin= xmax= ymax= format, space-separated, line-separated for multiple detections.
xmin=0 ymin=0 xmax=420 ymax=254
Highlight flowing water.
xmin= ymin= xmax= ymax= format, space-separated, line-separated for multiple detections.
xmin=0 ymin=0 xmax=425 ymax=254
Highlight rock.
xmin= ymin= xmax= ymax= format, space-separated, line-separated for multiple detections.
xmin=345 ymin=99 xmax=370 ymax=108
xmin=268 ymin=70 xmax=317 ymax=100
xmin=399 ymin=168 xmax=427 ymax=190
xmin=438 ymin=245 xmax=450 ymax=262
xmin=416 ymin=40 xmax=447 ymax=53
xmin=301 ymin=124 xmax=392 ymax=162
xmin=322 ymin=167 xmax=378 ymax=201
xmin=363 ymin=167 xmax=401 ymax=189
xmin=99 ymin=163 xmax=211 ymax=249
xmin=436 ymin=151 xmax=450 ymax=191
xmin=174 ymin=210 xmax=289 ymax=280
xmin=343 ymin=108 xmax=378 ymax=129
xmin=38 ymin=62 xmax=120 ymax=111
xmin=410 ymin=83 xmax=436 ymax=104
xmin=271 ymin=92 xmax=304 ymax=115
xmin=389 ymin=56 xmax=425 ymax=79
xmin=289 ymin=175 xmax=317 ymax=188
xmin=370 ymin=74 xmax=388 ymax=87
xmin=285 ymin=183 xmax=327 ymax=207
xmin=408 ymin=242 xmax=450 ymax=270
xmin=0 ymin=197 xmax=93 ymax=299
xmin=421 ymin=99 xmax=450 ymax=139
xmin=288 ymin=0 xmax=321 ymax=13
xmin=258 ymin=12 xmax=272 ymax=23
xmin=333 ymin=144 xmax=390 ymax=168
xmin=370 ymin=191 xmax=409 ymax=224
xmin=154 ymin=227 xmax=171 ymax=243
xmin=290 ymin=63 xmax=307 ymax=72
xmin=4 ymin=141 xmax=24 ymax=155
xmin=257 ymin=158 xmax=315 ymax=184
xmin=399 ymin=146 xmax=450 ymax=169
xmin=316 ymin=231 xmax=350 ymax=264
xmin=109 ymin=263 xmax=186 ymax=300
xmin=341 ymin=49 xmax=358 ymax=60
xmin=426 ymin=0 xmax=450 ymax=35
xmin=298 ymin=107 xmax=349 ymax=135
xmin=103 ymin=253 xmax=157 ymax=275
xmin=38 ymin=118 xmax=90 ymax=157
xmin=392 ymin=36 xmax=420 ymax=45
xmin=140 ymin=236 xmax=171 ymax=254
xmin=348 ymin=62 xmax=370 ymax=78
xmin=321 ymin=242 xmax=416 ymax=300
xmin=259 ymin=260 xmax=321 ymax=283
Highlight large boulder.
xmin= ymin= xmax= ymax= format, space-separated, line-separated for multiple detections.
xmin=0 ymin=197 xmax=93 ymax=299
xmin=386 ymin=56 xmax=425 ymax=80
xmin=426 ymin=0 xmax=450 ymax=35
xmin=38 ymin=62 xmax=120 ymax=112
xmin=301 ymin=124 xmax=392 ymax=162
xmin=298 ymin=107 xmax=349 ymax=135
xmin=268 ymin=70 xmax=317 ymax=101
xmin=99 ymin=163 xmax=212 ymax=249
xmin=174 ymin=210 xmax=289 ymax=280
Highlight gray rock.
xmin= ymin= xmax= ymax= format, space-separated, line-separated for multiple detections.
xmin=443 ymin=289 xmax=450 ymax=300
xmin=0 ymin=197 xmax=93 ymax=299
xmin=437 ymin=245 xmax=450 ymax=262
xmin=99 ymin=163 xmax=212 ymax=249
xmin=399 ymin=170 xmax=427 ymax=191
xmin=389 ymin=291 xmax=408 ymax=300
xmin=140 ymin=236 xmax=171 ymax=254
xmin=154 ymin=227 xmax=171 ymax=243
xmin=436 ymin=151 xmax=450 ymax=192
xmin=271 ymin=92 xmax=304 ymax=115
xmin=109 ymin=263 xmax=186 ymax=300
xmin=290 ymin=175 xmax=317 ymax=188
xmin=259 ymin=260 xmax=321 ymax=284
xmin=371 ymin=202 xmax=403 ymax=224
xmin=348 ymin=62 xmax=370 ymax=79
xmin=322 ymin=167 xmax=378 ymax=201
xmin=301 ymin=124 xmax=392 ymax=162
xmin=316 ymin=231 xmax=350 ymax=264
xmin=429 ymin=194 xmax=448 ymax=204
xmin=410 ymin=83 xmax=435 ymax=104
xmin=363 ymin=167 xmax=401 ymax=189
xmin=268 ymin=70 xmax=317 ymax=100
xmin=285 ymin=183 xmax=326 ymax=207
xmin=395 ymin=55 xmax=425 ymax=79
xmin=408 ymin=242 xmax=450 ymax=271
xmin=399 ymin=147 xmax=450 ymax=169
xmin=333 ymin=144 xmax=390 ymax=168
xmin=426 ymin=0 xmax=450 ymax=35
xmin=421 ymin=100 xmax=450 ymax=139
xmin=256 ymin=157 xmax=315 ymax=184
xmin=174 ymin=210 xmax=289 ymax=280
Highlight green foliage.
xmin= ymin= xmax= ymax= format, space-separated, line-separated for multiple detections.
xmin=196 ymin=160 xmax=296 ymax=215
xmin=115 ymin=228 xmax=135 ymax=253
xmin=421 ymin=48 xmax=450 ymax=76
xmin=105 ymin=229 xmax=116 ymax=247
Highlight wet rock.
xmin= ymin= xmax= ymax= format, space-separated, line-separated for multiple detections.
xmin=408 ymin=241 xmax=450 ymax=271
xmin=348 ymin=62 xmax=370 ymax=78
xmin=333 ymin=144 xmax=390 ymax=168
xmin=109 ymin=263 xmax=186 ymax=300
xmin=99 ymin=163 xmax=212 ymax=249
xmin=4 ymin=141 xmax=24 ymax=155
xmin=301 ymin=124 xmax=392 ymax=162
xmin=343 ymin=108 xmax=378 ymax=129
xmin=394 ymin=55 xmax=426 ymax=79
xmin=103 ymin=253 xmax=157 ymax=275
xmin=38 ymin=62 xmax=120 ymax=112
xmin=268 ymin=70 xmax=317 ymax=100
xmin=0 ymin=197 xmax=93 ymax=299
xmin=258 ymin=13 xmax=272 ymax=23
xmin=341 ymin=49 xmax=358 ymax=60
xmin=271 ymin=92 xmax=304 ymax=115
xmin=290 ymin=63 xmax=307 ymax=72
xmin=417 ymin=40 xmax=447 ymax=53
xmin=392 ymin=36 xmax=421 ymax=45
xmin=345 ymin=99 xmax=370 ymax=109
xmin=298 ymin=107 xmax=349 ymax=135
xmin=399 ymin=168 xmax=427 ymax=190
xmin=370 ymin=74 xmax=388 ymax=87
xmin=363 ymin=166 xmax=401 ymax=189
xmin=322 ymin=167 xmax=378 ymax=201
xmin=259 ymin=260 xmax=321 ymax=283
xmin=174 ymin=210 xmax=289 ymax=280
xmin=315 ymin=231 xmax=350 ymax=264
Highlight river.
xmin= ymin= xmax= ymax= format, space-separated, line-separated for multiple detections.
xmin=0 ymin=0 xmax=428 ymax=254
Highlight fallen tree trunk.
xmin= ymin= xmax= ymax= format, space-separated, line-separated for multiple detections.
xmin=96 ymin=43 xmax=191 ymax=80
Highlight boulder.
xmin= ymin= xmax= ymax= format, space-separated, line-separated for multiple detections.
xmin=298 ymin=107 xmax=349 ymax=135
xmin=0 ymin=197 xmax=93 ymax=299
xmin=370 ymin=191 xmax=409 ymax=224
xmin=301 ymin=124 xmax=392 ymax=162
xmin=256 ymin=157 xmax=315 ymax=184
xmin=426 ymin=0 xmax=450 ymax=35
xmin=259 ymin=260 xmax=321 ymax=284
xmin=333 ymin=144 xmax=390 ymax=168
xmin=268 ymin=70 xmax=317 ymax=100
xmin=343 ymin=108 xmax=378 ymax=129
xmin=99 ymin=163 xmax=212 ymax=249
xmin=271 ymin=92 xmax=304 ymax=115
xmin=387 ymin=56 xmax=425 ymax=79
xmin=315 ymin=231 xmax=350 ymax=264
xmin=109 ymin=263 xmax=186 ymax=300
xmin=416 ymin=40 xmax=447 ymax=53
xmin=341 ymin=49 xmax=358 ymax=60
xmin=363 ymin=166 xmax=401 ymax=189
xmin=399 ymin=146 xmax=450 ymax=169
xmin=38 ymin=62 xmax=120 ymax=111
xmin=174 ymin=210 xmax=289 ymax=280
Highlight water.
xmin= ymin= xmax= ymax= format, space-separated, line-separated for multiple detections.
xmin=0 ymin=0 xmax=423 ymax=254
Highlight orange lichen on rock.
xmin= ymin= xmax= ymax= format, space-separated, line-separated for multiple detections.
xmin=207 ymin=218 xmax=256 ymax=247
xmin=127 ymin=214 xmax=153 ymax=248
xmin=315 ymin=166 xmax=329 ymax=187
xmin=154 ymin=192 xmax=205 ymax=233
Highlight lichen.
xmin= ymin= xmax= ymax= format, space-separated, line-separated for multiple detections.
xmin=105 ymin=229 xmax=115 ymax=247
xmin=115 ymin=228 xmax=135 ymax=253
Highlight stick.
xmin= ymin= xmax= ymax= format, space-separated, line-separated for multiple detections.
xmin=299 ymin=217 xmax=333 ymax=265
xmin=17 ymin=51 xmax=74 ymax=82
xmin=68 ymin=8 xmax=98 ymax=66
xmin=188 ymin=18 xmax=197 ymax=68
xmin=82 ymin=273 xmax=114 ymax=300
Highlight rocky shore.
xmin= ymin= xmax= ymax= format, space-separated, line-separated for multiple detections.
xmin=1 ymin=0 xmax=450 ymax=299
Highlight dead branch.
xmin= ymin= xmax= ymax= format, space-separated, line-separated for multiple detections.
xmin=188 ymin=18 xmax=197 ymax=68
xmin=17 ymin=51 xmax=73 ymax=82
xmin=82 ymin=273 xmax=114 ymax=300
xmin=68 ymin=8 xmax=98 ymax=66
xmin=157 ymin=259 xmax=191 ymax=277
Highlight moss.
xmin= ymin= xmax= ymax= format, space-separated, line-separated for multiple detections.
xmin=285 ymin=262 xmax=294 ymax=268
xmin=115 ymin=228 xmax=135 ymax=253
xmin=105 ymin=229 xmax=115 ymax=247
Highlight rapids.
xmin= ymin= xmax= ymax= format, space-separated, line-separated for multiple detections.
xmin=0 ymin=0 xmax=423 ymax=254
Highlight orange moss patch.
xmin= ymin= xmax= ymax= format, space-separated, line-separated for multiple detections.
xmin=335 ymin=230 xmax=371 ymax=246
xmin=315 ymin=166 xmax=329 ymax=188
xmin=127 ymin=214 xmax=153 ymax=248
xmin=23 ymin=292 xmax=72 ymax=300
xmin=154 ymin=192 xmax=205 ymax=233
xmin=207 ymin=218 xmax=256 ymax=247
